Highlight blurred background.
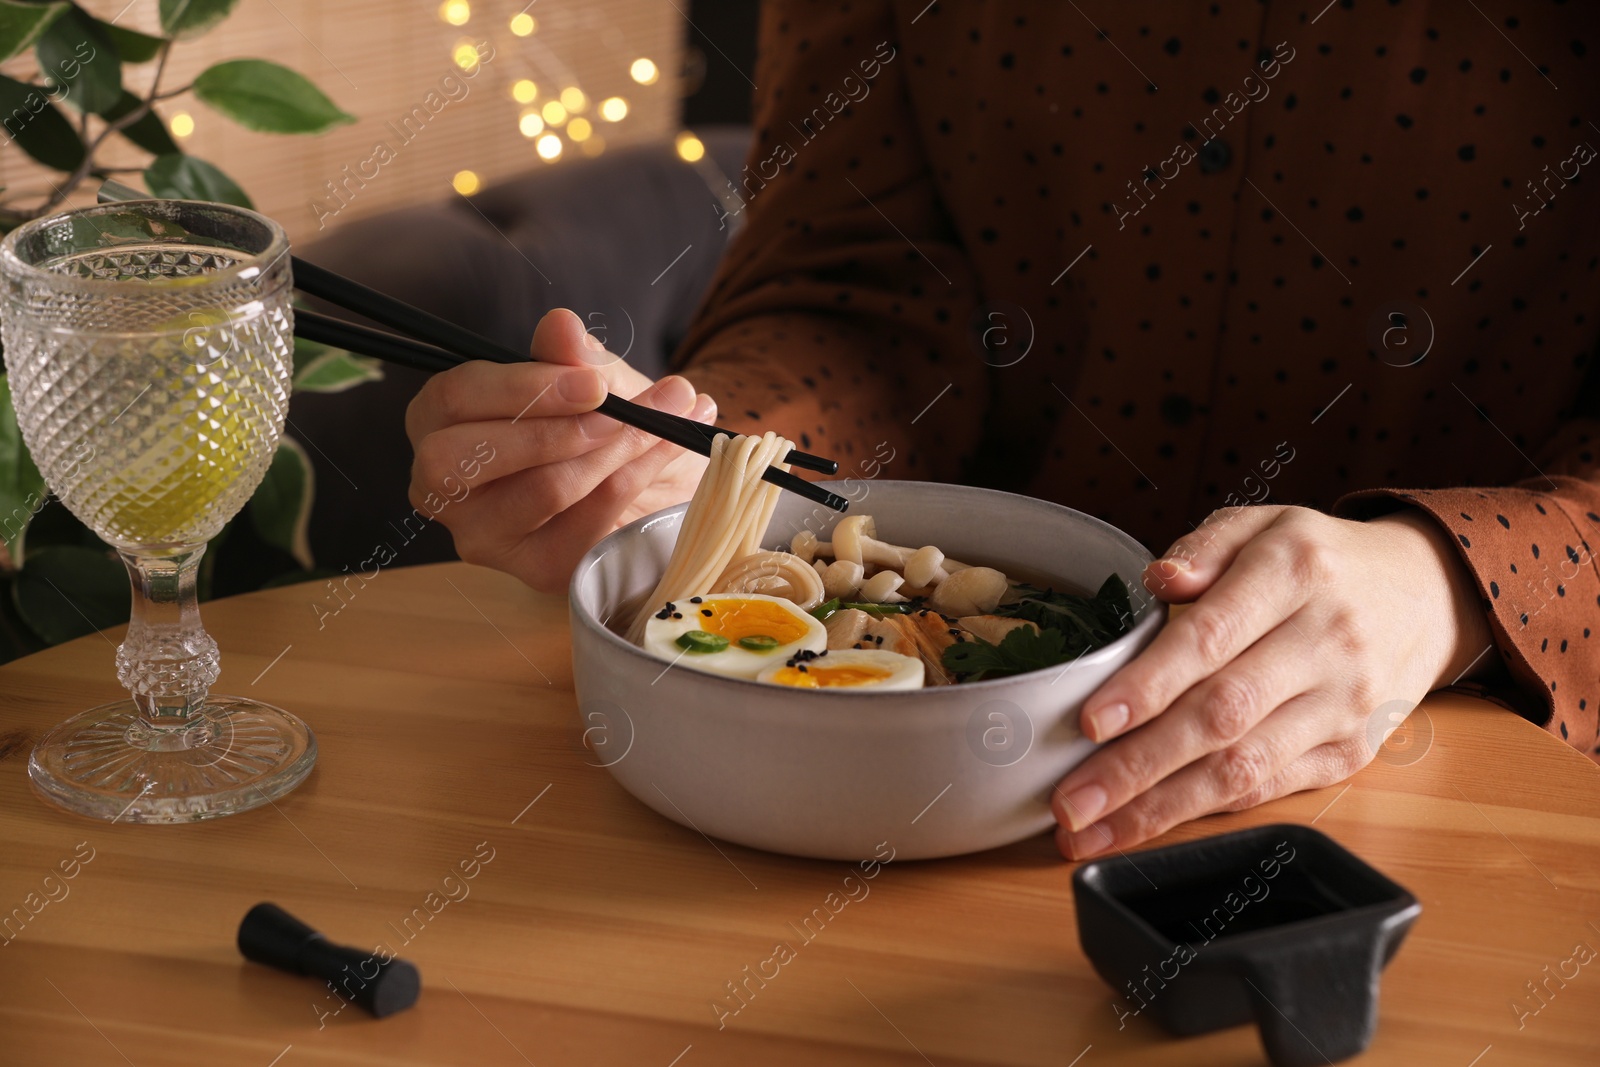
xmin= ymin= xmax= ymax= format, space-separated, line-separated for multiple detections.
xmin=0 ymin=0 xmax=763 ymax=613
xmin=1 ymin=0 xmax=758 ymax=237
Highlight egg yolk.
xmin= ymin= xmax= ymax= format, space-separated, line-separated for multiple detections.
xmin=770 ymin=665 xmax=894 ymax=688
xmin=697 ymin=599 xmax=811 ymax=645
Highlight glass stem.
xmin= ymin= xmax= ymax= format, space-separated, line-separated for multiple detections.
xmin=116 ymin=546 xmax=219 ymax=728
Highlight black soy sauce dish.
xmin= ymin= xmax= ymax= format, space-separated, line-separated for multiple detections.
xmin=1072 ymin=823 xmax=1421 ymax=1067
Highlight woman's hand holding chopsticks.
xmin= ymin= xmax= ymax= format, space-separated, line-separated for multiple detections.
xmin=405 ymin=308 xmax=717 ymax=592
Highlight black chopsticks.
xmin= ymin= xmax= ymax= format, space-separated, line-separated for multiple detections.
xmin=96 ymin=179 xmax=848 ymax=514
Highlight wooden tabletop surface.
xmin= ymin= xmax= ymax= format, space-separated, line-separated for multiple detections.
xmin=1 ymin=560 xmax=1596 ymax=1066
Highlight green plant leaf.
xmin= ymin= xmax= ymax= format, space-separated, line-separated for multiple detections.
xmin=144 ymin=152 xmax=252 ymax=207
xmin=97 ymin=19 xmax=164 ymax=62
xmin=293 ymin=348 xmax=382 ymax=393
xmin=158 ymin=0 xmax=237 ymax=39
xmin=290 ymin=331 xmax=330 ymax=377
xmin=0 ymin=71 xmax=85 ymax=170
xmin=0 ymin=374 xmax=47 ymax=566
xmin=103 ymin=90 xmax=178 ymax=155
xmin=193 ymin=59 xmax=353 ymax=134
xmin=248 ymin=437 xmax=314 ymax=569
xmin=34 ymin=7 xmax=120 ymax=115
xmin=0 ymin=0 xmax=69 ymax=62
xmin=12 ymin=544 xmax=130 ymax=645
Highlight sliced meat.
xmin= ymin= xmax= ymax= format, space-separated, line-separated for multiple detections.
xmin=824 ymin=608 xmax=873 ymax=650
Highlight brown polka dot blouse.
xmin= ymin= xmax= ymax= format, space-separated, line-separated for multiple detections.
xmin=672 ymin=1 xmax=1600 ymax=759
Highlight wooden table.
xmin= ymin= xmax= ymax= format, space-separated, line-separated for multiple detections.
xmin=1 ymin=561 xmax=1597 ymax=1066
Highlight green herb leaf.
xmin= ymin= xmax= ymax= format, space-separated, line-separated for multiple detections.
xmin=0 ymin=374 xmax=47 ymax=565
xmin=35 ymin=8 xmax=121 ymax=115
xmin=942 ymin=625 xmax=1070 ymax=681
xmin=949 ymin=574 xmax=1136 ymax=679
xmin=248 ymin=437 xmax=314 ymax=570
xmin=104 ymin=90 xmax=178 ymax=155
xmin=12 ymin=545 xmax=130 ymax=645
xmin=0 ymin=72 xmax=85 ymax=170
xmin=98 ymin=19 xmax=164 ymax=63
xmin=997 ymin=575 xmax=1135 ymax=648
xmin=158 ymin=0 xmax=238 ymax=39
xmin=0 ymin=0 xmax=69 ymax=63
xmin=144 ymin=152 xmax=252 ymax=207
xmin=193 ymin=58 xmax=354 ymax=134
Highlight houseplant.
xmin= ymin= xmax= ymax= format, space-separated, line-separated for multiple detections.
xmin=0 ymin=0 xmax=379 ymax=662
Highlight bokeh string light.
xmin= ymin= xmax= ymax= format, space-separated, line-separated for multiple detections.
xmin=443 ymin=8 xmax=661 ymax=173
xmin=674 ymin=131 xmax=704 ymax=163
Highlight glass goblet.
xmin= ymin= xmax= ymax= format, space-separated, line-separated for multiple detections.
xmin=0 ymin=200 xmax=316 ymax=823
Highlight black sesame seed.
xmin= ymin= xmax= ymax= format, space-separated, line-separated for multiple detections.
xmin=701 ymin=609 xmax=713 ymax=617
xmin=689 ymin=596 xmax=703 ymax=603
xmin=671 ymin=612 xmax=683 ymax=619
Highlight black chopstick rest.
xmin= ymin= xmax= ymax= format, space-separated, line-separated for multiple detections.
xmin=238 ymin=902 xmax=420 ymax=1018
xmin=1072 ymin=824 xmax=1419 ymax=1067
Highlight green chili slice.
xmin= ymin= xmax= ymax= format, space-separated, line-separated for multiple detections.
xmin=676 ymin=630 xmax=730 ymax=654
xmin=737 ymin=634 xmax=781 ymax=652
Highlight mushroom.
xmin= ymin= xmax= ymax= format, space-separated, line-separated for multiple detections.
xmin=858 ymin=570 xmax=908 ymax=603
xmin=929 ymin=566 xmax=1010 ymax=616
xmin=904 ymin=546 xmax=951 ymax=589
xmin=829 ymin=515 xmax=915 ymax=571
xmin=790 ymin=530 xmax=830 ymax=564
xmin=821 ymin=559 xmax=865 ymax=599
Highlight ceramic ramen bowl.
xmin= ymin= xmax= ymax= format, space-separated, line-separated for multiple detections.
xmin=568 ymin=480 xmax=1166 ymax=861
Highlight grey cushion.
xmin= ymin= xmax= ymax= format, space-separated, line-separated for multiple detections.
xmin=287 ymin=127 xmax=751 ymax=571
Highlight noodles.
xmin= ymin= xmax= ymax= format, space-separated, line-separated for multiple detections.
xmin=626 ymin=432 xmax=793 ymax=642
xmin=713 ymin=550 xmax=827 ymax=609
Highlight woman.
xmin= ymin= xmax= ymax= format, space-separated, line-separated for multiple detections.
xmin=406 ymin=2 xmax=1600 ymax=859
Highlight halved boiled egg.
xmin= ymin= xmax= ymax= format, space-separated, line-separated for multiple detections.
xmin=643 ymin=593 xmax=826 ymax=679
xmin=757 ymin=649 xmax=925 ymax=691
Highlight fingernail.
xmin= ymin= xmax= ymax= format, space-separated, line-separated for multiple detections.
xmin=1061 ymin=783 xmax=1107 ymax=832
xmin=576 ymin=411 xmax=624 ymax=440
xmin=1068 ymin=822 xmax=1114 ymax=860
xmin=558 ymin=368 xmax=603 ymax=405
xmin=649 ymin=375 xmax=696 ymax=414
xmin=582 ymin=330 xmax=606 ymax=351
xmin=689 ymin=393 xmax=717 ymax=423
xmin=1085 ymin=702 xmax=1129 ymax=740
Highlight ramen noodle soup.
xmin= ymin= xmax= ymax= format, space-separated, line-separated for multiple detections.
xmin=627 ymin=432 xmax=1135 ymax=690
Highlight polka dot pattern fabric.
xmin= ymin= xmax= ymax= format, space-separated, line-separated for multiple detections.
xmin=672 ymin=1 xmax=1600 ymax=758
